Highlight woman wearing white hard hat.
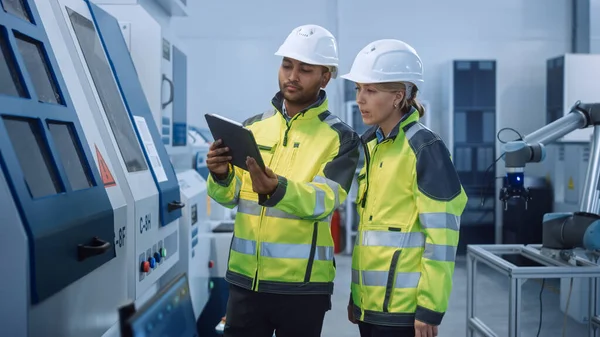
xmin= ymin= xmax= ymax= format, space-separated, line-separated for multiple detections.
xmin=341 ymin=39 xmax=467 ymax=337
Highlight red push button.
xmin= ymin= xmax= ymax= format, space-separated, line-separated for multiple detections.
xmin=141 ymin=261 xmax=150 ymax=273
xmin=208 ymin=260 xmax=214 ymax=268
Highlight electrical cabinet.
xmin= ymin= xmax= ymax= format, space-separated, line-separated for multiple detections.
xmin=546 ymin=54 xmax=600 ymax=142
xmin=449 ymin=60 xmax=497 ymax=255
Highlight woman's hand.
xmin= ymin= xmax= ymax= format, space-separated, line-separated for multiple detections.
xmin=347 ymin=297 xmax=357 ymax=324
xmin=414 ymin=319 xmax=438 ymax=337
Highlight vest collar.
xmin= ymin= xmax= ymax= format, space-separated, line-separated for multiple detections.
xmin=361 ymin=107 xmax=419 ymax=143
xmin=271 ymin=89 xmax=329 ymax=120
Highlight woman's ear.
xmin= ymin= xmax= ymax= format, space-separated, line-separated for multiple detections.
xmin=395 ymin=91 xmax=405 ymax=102
xmin=393 ymin=91 xmax=405 ymax=108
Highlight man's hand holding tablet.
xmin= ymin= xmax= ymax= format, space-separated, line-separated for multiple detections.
xmin=206 ymin=139 xmax=232 ymax=180
xmin=246 ymin=156 xmax=278 ymax=195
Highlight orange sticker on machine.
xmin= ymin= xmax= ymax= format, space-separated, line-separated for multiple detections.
xmin=95 ymin=145 xmax=116 ymax=187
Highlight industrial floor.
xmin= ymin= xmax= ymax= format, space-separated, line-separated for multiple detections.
xmin=322 ymin=254 xmax=591 ymax=337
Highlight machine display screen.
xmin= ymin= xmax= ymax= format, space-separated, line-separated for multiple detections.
xmin=67 ymin=8 xmax=148 ymax=173
xmin=3 ymin=116 xmax=62 ymax=198
xmin=128 ymin=274 xmax=198 ymax=337
xmin=0 ymin=29 xmax=26 ymax=97
xmin=48 ymin=122 xmax=93 ymax=191
xmin=14 ymin=33 xmax=62 ymax=104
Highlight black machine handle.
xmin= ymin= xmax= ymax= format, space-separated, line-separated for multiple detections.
xmin=77 ymin=236 xmax=111 ymax=261
xmin=168 ymin=200 xmax=185 ymax=212
xmin=162 ymin=74 xmax=174 ymax=109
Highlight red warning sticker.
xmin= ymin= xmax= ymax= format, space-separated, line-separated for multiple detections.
xmin=95 ymin=145 xmax=116 ymax=188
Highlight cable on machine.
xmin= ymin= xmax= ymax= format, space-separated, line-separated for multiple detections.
xmin=536 ymin=278 xmax=545 ymax=337
xmin=562 ymin=278 xmax=574 ymax=337
xmin=479 ymin=127 xmax=524 ymax=207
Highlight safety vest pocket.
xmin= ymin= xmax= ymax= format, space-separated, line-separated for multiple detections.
xmin=383 ymin=249 xmax=401 ymax=313
xmin=257 ymin=140 xmax=278 ymax=167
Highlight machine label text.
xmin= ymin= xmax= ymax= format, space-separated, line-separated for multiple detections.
xmin=115 ymin=226 xmax=126 ymax=248
xmin=140 ymin=213 xmax=152 ymax=234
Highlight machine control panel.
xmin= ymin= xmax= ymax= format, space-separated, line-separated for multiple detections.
xmin=139 ymin=231 xmax=179 ymax=280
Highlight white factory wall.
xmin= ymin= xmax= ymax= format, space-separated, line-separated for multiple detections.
xmin=591 ymin=0 xmax=600 ymax=52
xmin=171 ymin=0 xmax=573 ymax=244
xmin=175 ymin=0 xmax=571 ymax=156
xmin=172 ymin=0 xmax=343 ymax=127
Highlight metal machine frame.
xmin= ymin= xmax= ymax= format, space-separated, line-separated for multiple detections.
xmin=469 ymin=101 xmax=600 ymax=336
xmin=466 ymin=244 xmax=600 ymax=337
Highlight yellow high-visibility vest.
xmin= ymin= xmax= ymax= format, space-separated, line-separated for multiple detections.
xmin=351 ymin=108 xmax=467 ymax=326
xmin=208 ymin=90 xmax=360 ymax=295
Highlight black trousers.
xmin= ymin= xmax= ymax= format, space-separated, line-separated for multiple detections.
xmin=223 ymin=284 xmax=331 ymax=337
xmin=358 ymin=321 xmax=415 ymax=337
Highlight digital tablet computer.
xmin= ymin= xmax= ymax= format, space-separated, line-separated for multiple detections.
xmin=204 ymin=113 xmax=265 ymax=171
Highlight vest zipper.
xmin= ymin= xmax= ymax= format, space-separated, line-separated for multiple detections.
xmin=364 ymin=140 xmax=389 ymax=219
xmin=358 ymin=140 xmax=371 ymax=302
xmin=253 ymin=116 xmax=289 ymax=291
xmin=253 ymin=205 xmax=267 ymax=291
xmin=360 ymin=140 xmax=371 ymax=208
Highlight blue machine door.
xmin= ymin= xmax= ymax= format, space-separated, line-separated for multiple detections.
xmin=86 ymin=1 xmax=183 ymax=227
xmin=172 ymin=45 xmax=187 ymax=147
xmin=0 ymin=0 xmax=114 ymax=304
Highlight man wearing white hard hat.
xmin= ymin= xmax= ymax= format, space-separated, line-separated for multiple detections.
xmin=206 ymin=24 xmax=360 ymax=337
xmin=341 ymin=39 xmax=467 ymax=337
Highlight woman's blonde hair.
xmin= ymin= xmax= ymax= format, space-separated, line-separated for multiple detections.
xmin=372 ymin=82 xmax=425 ymax=118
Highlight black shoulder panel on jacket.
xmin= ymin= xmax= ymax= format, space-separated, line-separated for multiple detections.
xmin=406 ymin=125 xmax=462 ymax=201
xmin=242 ymin=109 xmax=277 ymax=127
xmin=318 ymin=111 xmax=361 ymax=193
xmin=242 ymin=113 xmax=263 ymax=127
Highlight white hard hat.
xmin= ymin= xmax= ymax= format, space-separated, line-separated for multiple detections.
xmin=341 ymin=39 xmax=424 ymax=87
xmin=275 ymin=24 xmax=339 ymax=78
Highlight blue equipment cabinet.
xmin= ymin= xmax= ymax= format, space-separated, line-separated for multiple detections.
xmin=172 ymin=45 xmax=187 ymax=147
xmin=85 ymin=1 xmax=184 ymax=227
xmin=0 ymin=0 xmax=114 ymax=303
xmin=451 ymin=60 xmax=497 ymax=254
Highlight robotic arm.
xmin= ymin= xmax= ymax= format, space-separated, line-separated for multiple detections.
xmin=499 ymin=102 xmax=591 ymax=207
xmin=499 ymin=101 xmax=600 ymax=252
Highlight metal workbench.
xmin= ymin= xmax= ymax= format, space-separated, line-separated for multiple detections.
xmin=466 ymin=244 xmax=600 ymax=337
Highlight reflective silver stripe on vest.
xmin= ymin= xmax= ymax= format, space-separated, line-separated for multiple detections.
xmin=231 ymin=237 xmax=333 ymax=261
xmin=419 ymin=213 xmax=460 ymax=231
xmin=231 ymin=236 xmax=256 ymax=255
xmin=237 ymin=199 xmax=304 ymax=220
xmin=236 ymin=182 xmax=336 ymax=222
xmin=314 ymin=175 xmax=341 ymax=211
xmin=308 ymin=182 xmax=327 ymax=218
xmin=405 ymin=122 xmax=427 ymax=141
xmin=237 ymin=199 xmax=262 ymax=216
xmin=359 ymin=231 xmax=425 ymax=249
xmin=352 ymin=269 xmax=421 ymax=288
xmin=423 ymin=243 xmax=457 ymax=262
xmin=222 ymin=176 xmax=242 ymax=207
xmin=261 ymin=242 xmax=333 ymax=260
xmin=266 ymin=207 xmax=303 ymax=220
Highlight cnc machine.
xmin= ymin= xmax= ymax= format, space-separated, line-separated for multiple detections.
xmin=5 ymin=2 xmax=186 ymax=336
xmin=90 ymin=0 xmax=213 ymax=317
xmin=0 ymin=0 xmax=128 ymax=335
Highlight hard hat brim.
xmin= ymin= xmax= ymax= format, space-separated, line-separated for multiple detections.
xmin=275 ymin=51 xmax=338 ymax=78
xmin=340 ymin=72 xmax=423 ymax=86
